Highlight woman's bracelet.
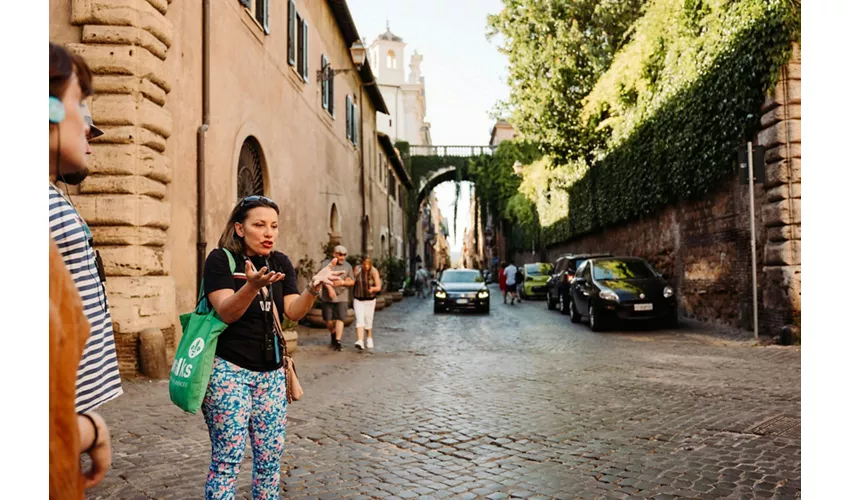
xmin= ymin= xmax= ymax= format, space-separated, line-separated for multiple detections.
xmin=79 ymin=413 xmax=98 ymax=454
xmin=305 ymin=284 xmax=320 ymax=297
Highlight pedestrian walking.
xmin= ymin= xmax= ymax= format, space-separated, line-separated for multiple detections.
xmin=414 ymin=265 xmax=429 ymax=298
xmin=201 ymin=196 xmax=343 ymax=499
xmin=49 ymin=42 xmax=112 ymax=498
xmin=321 ymin=245 xmax=356 ymax=350
xmin=353 ymin=256 xmax=382 ymax=350
xmin=49 ymin=46 xmax=123 ymax=414
xmin=504 ymin=261 xmax=521 ymax=305
xmin=498 ymin=262 xmax=508 ymax=304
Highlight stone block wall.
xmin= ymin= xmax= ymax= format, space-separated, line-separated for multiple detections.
xmin=544 ymin=43 xmax=801 ymax=340
xmin=759 ymin=44 xmax=801 ymax=338
xmin=67 ymin=0 xmax=177 ymax=375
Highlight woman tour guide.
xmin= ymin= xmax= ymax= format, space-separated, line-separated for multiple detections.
xmin=202 ymin=195 xmax=343 ymax=499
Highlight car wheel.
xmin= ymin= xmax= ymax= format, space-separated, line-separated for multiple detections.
xmin=479 ymin=304 xmax=490 ymax=314
xmin=434 ymin=304 xmax=444 ymax=314
xmin=569 ymin=299 xmax=581 ymax=323
xmin=559 ymin=292 xmax=569 ymax=315
xmin=589 ymin=303 xmax=605 ymax=332
xmin=547 ymin=291 xmax=556 ymax=310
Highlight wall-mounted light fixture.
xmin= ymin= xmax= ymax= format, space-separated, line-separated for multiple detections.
xmin=317 ymin=40 xmax=367 ymax=83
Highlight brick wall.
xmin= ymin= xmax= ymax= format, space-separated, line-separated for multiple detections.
xmin=544 ymin=178 xmax=768 ymax=332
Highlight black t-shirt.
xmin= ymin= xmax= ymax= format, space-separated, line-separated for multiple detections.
xmin=203 ymin=248 xmax=299 ymax=372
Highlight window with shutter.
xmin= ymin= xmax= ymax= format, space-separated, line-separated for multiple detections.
xmin=345 ymin=96 xmax=351 ymax=140
xmin=321 ymin=55 xmax=329 ymax=110
xmin=259 ymin=0 xmax=269 ymax=34
xmin=301 ymin=21 xmax=309 ymax=82
xmin=328 ymin=70 xmax=335 ymax=116
xmin=287 ymin=1 xmax=295 ymax=65
xmin=351 ymin=104 xmax=358 ymax=146
xmin=296 ymin=14 xmax=304 ymax=76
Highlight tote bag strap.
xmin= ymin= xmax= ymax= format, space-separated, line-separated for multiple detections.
xmin=195 ymin=248 xmax=237 ymax=312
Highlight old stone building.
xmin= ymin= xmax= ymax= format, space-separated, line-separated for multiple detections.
xmin=49 ymin=0 xmax=412 ymax=375
xmin=368 ymin=24 xmax=432 ymax=147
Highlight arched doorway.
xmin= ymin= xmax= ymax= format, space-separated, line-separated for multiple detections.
xmin=237 ymin=136 xmax=265 ymax=199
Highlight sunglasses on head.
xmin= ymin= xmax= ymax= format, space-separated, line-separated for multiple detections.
xmin=239 ymin=195 xmax=277 ymax=209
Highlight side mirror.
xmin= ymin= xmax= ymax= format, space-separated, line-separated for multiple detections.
xmin=573 ymin=277 xmax=586 ymax=285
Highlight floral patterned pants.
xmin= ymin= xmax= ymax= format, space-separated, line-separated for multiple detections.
xmin=202 ymin=357 xmax=287 ymax=500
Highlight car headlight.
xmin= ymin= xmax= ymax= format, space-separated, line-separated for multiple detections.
xmin=435 ymin=290 xmax=447 ymax=299
xmin=663 ymin=286 xmax=674 ymax=298
xmin=478 ymin=290 xmax=489 ymax=298
xmin=599 ymin=290 xmax=619 ymax=302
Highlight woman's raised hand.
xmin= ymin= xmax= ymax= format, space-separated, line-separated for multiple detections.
xmin=311 ymin=258 xmax=345 ymax=290
xmin=245 ymin=260 xmax=286 ymax=290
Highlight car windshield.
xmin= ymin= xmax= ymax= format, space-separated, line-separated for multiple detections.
xmin=525 ymin=263 xmax=551 ymax=276
xmin=441 ymin=271 xmax=483 ymax=283
xmin=592 ymin=260 xmax=657 ymax=281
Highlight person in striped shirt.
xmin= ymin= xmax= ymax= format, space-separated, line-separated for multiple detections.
xmin=50 ymin=41 xmax=113 ymax=497
xmin=49 ymin=50 xmax=123 ymax=415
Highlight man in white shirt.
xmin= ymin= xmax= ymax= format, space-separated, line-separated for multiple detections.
xmin=504 ymin=261 xmax=522 ymax=305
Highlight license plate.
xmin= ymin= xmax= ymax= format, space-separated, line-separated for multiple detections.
xmin=634 ymin=303 xmax=653 ymax=311
xmin=456 ymin=299 xmax=468 ymax=304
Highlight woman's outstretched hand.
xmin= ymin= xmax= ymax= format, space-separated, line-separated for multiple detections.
xmin=245 ymin=260 xmax=286 ymax=290
xmin=311 ymin=258 xmax=345 ymax=290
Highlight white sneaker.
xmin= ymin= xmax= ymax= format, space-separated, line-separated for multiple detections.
xmin=365 ymin=338 xmax=374 ymax=349
xmin=354 ymin=340 xmax=364 ymax=351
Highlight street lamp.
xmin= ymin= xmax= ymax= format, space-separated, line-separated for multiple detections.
xmin=317 ymin=40 xmax=367 ymax=83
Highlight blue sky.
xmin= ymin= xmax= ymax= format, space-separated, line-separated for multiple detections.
xmin=347 ymin=0 xmax=510 ymax=261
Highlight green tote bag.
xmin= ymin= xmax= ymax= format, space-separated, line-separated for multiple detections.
xmin=169 ymin=248 xmax=235 ymax=414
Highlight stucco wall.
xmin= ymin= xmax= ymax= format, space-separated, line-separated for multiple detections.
xmin=51 ymin=0 xmax=390 ymax=374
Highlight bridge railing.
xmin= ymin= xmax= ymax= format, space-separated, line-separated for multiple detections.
xmin=408 ymin=145 xmax=495 ymax=157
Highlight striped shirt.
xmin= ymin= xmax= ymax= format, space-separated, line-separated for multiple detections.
xmin=49 ymin=184 xmax=123 ymax=413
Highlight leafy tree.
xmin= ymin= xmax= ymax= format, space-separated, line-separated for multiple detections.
xmin=487 ymin=0 xmax=647 ymax=163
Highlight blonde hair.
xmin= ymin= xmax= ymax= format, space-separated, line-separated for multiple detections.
xmin=218 ymin=196 xmax=280 ymax=255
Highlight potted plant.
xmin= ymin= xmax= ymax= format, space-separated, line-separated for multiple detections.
xmin=281 ymin=317 xmax=298 ymax=354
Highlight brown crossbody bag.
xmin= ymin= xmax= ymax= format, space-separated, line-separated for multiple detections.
xmin=260 ymin=287 xmax=304 ymax=403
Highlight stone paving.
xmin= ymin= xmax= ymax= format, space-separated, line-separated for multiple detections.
xmin=88 ymin=287 xmax=801 ymax=499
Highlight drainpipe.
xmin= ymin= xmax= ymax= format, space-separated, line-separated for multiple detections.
xmin=359 ymin=82 xmax=366 ymax=256
xmin=196 ymin=0 xmax=210 ymax=296
xmin=360 ymin=80 xmax=377 ymax=256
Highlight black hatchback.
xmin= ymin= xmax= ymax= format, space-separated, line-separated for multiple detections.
xmin=545 ymin=253 xmax=612 ymax=314
xmin=569 ymin=257 xmax=677 ymax=331
xmin=433 ymin=269 xmax=490 ymax=314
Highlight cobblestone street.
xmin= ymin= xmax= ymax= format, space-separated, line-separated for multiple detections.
xmin=89 ymin=288 xmax=800 ymax=499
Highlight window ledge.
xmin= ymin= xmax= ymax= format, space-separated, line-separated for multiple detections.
xmin=240 ymin=8 xmax=267 ymax=43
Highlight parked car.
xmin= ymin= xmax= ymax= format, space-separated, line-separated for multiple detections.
xmin=545 ymin=253 xmax=612 ymax=313
xmin=569 ymin=256 xmax=677 ymax=331
xmin=518 ymin=262 xmax=552 ymax=299
xmin=434 ymin=269 xmax=490 ymax=314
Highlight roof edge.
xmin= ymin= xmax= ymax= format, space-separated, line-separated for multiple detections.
xmin=326 ymin=0 xmax=389 ymax=114
xmin=377 ymin=132 xmax=413 ymax=189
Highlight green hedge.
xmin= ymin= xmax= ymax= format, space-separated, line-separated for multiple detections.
xmin=536 ymin=0 xmax=799 ymax=247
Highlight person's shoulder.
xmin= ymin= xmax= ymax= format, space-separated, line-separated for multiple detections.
xmin=270 ymin=251 xmax=295 ymax=270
